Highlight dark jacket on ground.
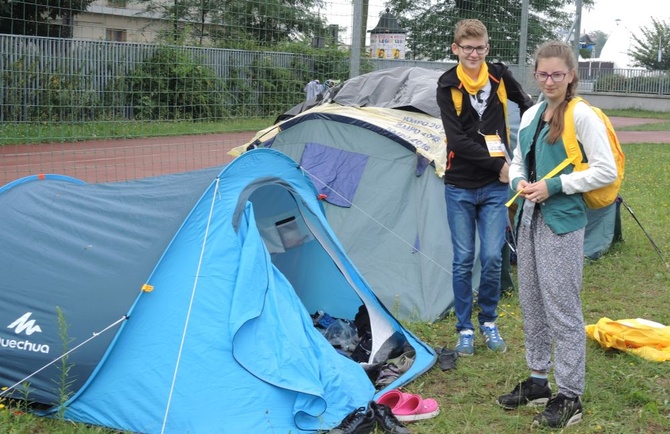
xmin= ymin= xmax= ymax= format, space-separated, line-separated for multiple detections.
xmin=436 ymin=62 xmax=533 ymax=188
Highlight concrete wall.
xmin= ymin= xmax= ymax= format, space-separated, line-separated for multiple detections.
xmin=580 ymin=92 xmax=670 ymax=112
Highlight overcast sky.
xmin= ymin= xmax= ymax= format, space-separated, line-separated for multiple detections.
xmin=326 ymin=0 xmax=665 ymax=43
xmin=581 ymin=0 xmax=661 ymax=34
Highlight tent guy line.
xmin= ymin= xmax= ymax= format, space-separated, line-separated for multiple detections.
xmin=162 ymin=177 xmax=222 ymax=434
xmin=0 ymin=315 xmax=128 ymax=399
xmin=302 ymin=165 xmax=452 ymax=270
xmin=301 ymin=164 xmax=525 ymax=325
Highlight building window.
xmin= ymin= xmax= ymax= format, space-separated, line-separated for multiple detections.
xmin=106 ymin=29 xmax=127 ymax=42
xmin=107 ymin=0 xmax=127 ymax=7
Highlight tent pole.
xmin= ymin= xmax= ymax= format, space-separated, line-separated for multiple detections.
xmin=619 ymin=196 xmax=667 ymax=267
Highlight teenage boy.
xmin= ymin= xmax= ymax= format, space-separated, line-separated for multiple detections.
xmin=436 ymin=19 xmax=533 ymax=356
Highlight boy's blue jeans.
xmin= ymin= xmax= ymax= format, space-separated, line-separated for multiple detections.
xmin=445 ymin=181 xmax=509 ymax=332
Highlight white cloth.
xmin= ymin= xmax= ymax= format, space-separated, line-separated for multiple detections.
xmin=304 ymin=80 xmax=322 ymax=100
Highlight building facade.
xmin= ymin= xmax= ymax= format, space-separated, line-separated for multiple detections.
xmin=74 ymin=0 xmax=167 ymax=43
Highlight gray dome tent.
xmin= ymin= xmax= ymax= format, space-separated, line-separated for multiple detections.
xmin=237 ymin=66 xmax=622 ymax=321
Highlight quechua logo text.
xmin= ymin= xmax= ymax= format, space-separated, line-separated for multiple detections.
xmin=2 ymin=312 xmax=50 ymax=354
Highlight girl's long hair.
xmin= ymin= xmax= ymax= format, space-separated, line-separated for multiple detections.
xmin=534 ymin=41 xmax=580 ymax=143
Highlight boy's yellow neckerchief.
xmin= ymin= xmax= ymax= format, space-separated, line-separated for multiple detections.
xmin=456 ymin=62 xmax=489 ymax=95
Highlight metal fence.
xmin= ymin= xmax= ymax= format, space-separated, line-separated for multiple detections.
xmin=0 ymin=34 xmax=326 ymax=122
xmin=4 ymin=35 xmax=668 ymax=123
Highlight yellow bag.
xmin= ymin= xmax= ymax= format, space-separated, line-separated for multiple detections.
xmin=507 ymin=97 xmax=625 ymax=209
xmin=585 ymin=317 xmax=670 ymax=362
xmin=562 ymin=97 xmax=626 ymax=209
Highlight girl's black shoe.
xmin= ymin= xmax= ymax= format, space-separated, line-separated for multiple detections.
xmin=328 ymin=406 xmax=376 ymax=434
xmin=369 ymin=401 xmax=410 ymax=434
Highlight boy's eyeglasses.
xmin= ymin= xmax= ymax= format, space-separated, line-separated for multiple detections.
xmin=456 ymin=44 xmax=489 ymax=55
xmin=534 ymin=71 xmax=569 ymax=82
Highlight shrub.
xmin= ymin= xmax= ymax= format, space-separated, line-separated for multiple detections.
xmin=126 ymin=46 xmax=225 ymax=121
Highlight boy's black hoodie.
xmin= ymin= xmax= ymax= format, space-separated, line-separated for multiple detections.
xmin=436 ymin=61 xmax=533 ymax=188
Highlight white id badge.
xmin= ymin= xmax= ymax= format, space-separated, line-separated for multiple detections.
xmin=485 ymin=134 xmax=505 ymax=158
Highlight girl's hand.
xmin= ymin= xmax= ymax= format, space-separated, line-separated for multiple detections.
xmin=523 ymin=180 xmax=549 ymax=203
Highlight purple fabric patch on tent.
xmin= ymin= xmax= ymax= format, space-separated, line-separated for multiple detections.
xmin=300 ymin=143 xmax=368 ymax=208
xmin=416 ymin=154 xmax=430 ymax=177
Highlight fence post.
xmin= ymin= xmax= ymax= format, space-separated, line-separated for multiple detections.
xmin=350 ymin=0 xmax=363 ymax=78
xmin=518 ymin=0 xmax=530 ymax=84
xmin=573 ymin=0 xmax=583 ymax=61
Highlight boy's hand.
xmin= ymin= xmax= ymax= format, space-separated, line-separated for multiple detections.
xmin=499 ymin=163 xmax=510 ymax=183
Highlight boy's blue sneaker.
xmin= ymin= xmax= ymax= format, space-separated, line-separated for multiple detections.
xmin=480 ymin=322 xmax=507 ymax=353
xmin=455 ymin=331 xmax=474 ymax=356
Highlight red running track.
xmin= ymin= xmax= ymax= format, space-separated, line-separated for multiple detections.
xmin=0 ymin=132 xmax=255 ymax=185
xmin=1 ymin=119 xmax=667 ymax=186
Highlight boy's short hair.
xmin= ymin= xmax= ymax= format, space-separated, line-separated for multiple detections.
xmin=454 ymin=19 xmax=488 ymax=43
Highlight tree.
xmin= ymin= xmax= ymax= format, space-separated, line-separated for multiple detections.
xmin=0 ymin=0 xmax=95 ymax=37
xmin=136 ymin=0 xmax=329 ymax=48
xmin=383 ymin=0 xmax=576 ymax=63
xmin=628 ymin=17 xmax=670 ymax=70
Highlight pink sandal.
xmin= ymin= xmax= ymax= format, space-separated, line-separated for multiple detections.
xmin=376 ymin=389 xmax=410 ymax=410
xmin=392 ymin=394 xmax=440 ymax=422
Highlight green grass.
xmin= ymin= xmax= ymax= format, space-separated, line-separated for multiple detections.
xmin=1 ymin=109 xmax=667 ymax=146
xmin=1 ymin=146 xmax=669 ymax=433
xmin=0 ymin=117 xmax=276 ymax=146
xmin=617 ymin=121 xmax=670 ymax=132
xmin=605 ymin=109 xmax=670 ymax=120
xmin=395 ymin=143 xmax=670 ymax=434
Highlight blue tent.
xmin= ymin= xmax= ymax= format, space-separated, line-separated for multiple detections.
xmin=0 ymin=149 xmax=435 ymax=433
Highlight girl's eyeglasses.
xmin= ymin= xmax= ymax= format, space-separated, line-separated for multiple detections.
xmin=534 ymin=71 xmax=569 ymax=82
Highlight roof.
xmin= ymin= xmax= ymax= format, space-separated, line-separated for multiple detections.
xmin=369 ymin=8 xmax=407 ymax=34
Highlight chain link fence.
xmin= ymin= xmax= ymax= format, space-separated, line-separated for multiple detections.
xmin=0 ymin=0 xmax=667 ymax=183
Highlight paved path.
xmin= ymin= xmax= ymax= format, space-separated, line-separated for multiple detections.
xmin=1 ymin=118 xmax=667 ymax=185
xmin=609 ymin=117 xmax=669 ymax=144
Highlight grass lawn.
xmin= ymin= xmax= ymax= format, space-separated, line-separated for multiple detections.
xmin=0 ymin=117 xmax=276 ymax=146
xmin=1 ymin=109 xmax=669 ymax=146
xmin=400 ymin=142 xmax=670 ymax=434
